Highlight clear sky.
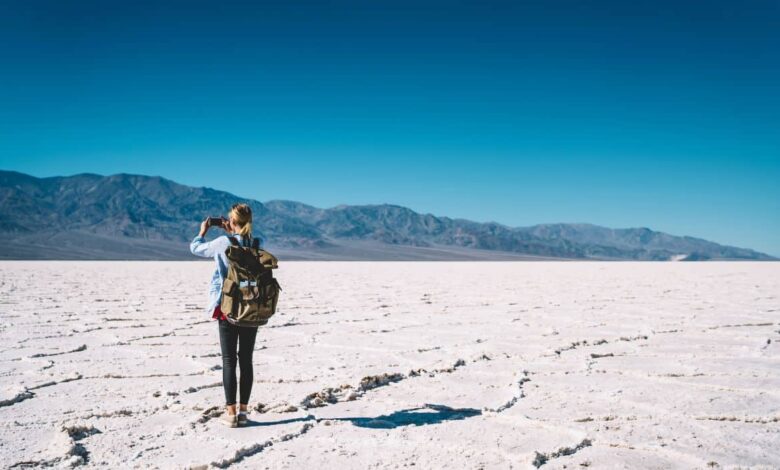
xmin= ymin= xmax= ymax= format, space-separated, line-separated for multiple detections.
xmin=1 ymin=0 xmax=778 ymax=255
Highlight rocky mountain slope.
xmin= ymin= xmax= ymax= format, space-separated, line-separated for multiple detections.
xmin=0 ymin=170 xmax=773 ymax=260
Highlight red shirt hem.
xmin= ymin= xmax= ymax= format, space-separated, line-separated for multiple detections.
xmin=212 ymin=305 xmax=227 ymax=321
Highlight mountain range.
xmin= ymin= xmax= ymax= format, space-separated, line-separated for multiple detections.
xmin=0 ymin=170 xmax=774 ymax=261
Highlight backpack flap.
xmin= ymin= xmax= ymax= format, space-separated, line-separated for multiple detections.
xmin=226 ymin=246 xmax=265 ymax=275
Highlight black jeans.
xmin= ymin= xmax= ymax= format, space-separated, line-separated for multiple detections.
xmin=217 ymin=319 xmax=259 ymax=406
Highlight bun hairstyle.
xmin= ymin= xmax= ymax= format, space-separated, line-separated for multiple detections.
xmin=229 ymin=203 xmax=253 ymax=238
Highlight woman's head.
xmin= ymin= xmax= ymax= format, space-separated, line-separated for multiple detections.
xmin=228 ymin=203 xmax=252 ymax=237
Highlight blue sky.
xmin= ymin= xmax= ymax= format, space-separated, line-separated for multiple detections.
xmin=1 ymin=1 xmax=778 ymax=255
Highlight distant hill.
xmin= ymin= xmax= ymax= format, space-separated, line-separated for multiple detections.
xmin=0 ymin=170 xmax=774 ymax=261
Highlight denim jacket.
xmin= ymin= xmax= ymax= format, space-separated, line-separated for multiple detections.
xmin=190 ymin=233 xmax=264 ymax=315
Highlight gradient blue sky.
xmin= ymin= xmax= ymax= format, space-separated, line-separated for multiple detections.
xmin=1 ymin=0 xmax=778 ymax=255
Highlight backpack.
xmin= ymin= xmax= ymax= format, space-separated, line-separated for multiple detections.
xmin=220 ymin=235 xmax=281 ymax=327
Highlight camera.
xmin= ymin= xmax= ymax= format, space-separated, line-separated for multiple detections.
xmin=206 ymin=216 xmax=227 ymax=228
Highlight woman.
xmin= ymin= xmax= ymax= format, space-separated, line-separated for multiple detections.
xmin=190 ymin=203 xmax=262 ymax=428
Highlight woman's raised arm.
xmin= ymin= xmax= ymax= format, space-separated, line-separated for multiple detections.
xmin=190 ymin=219 xmax=222 ymax=258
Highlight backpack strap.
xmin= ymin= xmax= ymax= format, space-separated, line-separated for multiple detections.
xmin=228 ymin=235 xmax=257 ymax=247
xmin=229 ymin=235 xmax=255 ymax=248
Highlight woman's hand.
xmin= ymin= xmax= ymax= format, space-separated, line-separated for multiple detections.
xmin=198 ymin=219 xmax=209 ymax=238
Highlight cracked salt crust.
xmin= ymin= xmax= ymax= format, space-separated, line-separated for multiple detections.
xmin=0 ymin=261 xmax=778 ymax=468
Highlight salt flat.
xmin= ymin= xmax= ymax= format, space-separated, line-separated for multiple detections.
xmin=0 ymin=261 xmax=778 ymax=469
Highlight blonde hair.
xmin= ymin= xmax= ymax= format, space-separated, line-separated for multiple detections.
xmin=229 ymin=203 xmax=253 ymax=238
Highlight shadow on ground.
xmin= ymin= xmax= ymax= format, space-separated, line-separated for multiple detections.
xmin=244 ymin=404 xmax=482 ymax=429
